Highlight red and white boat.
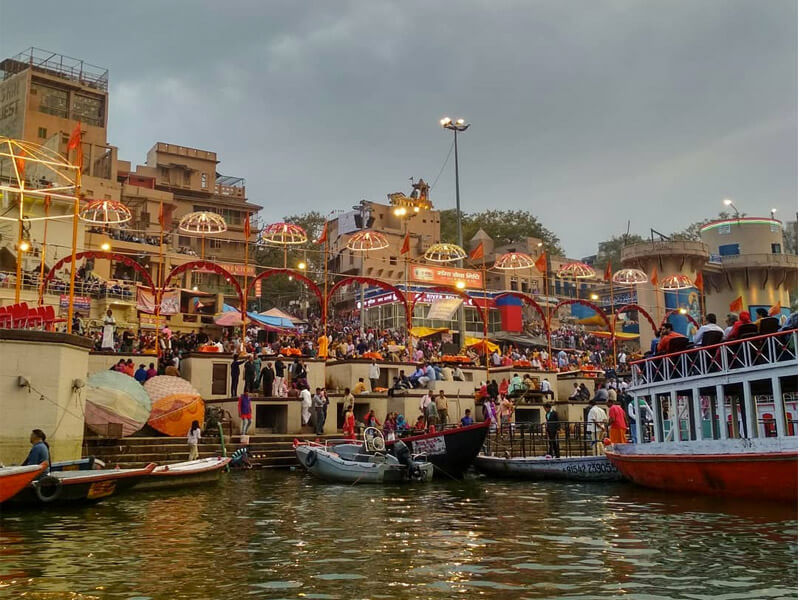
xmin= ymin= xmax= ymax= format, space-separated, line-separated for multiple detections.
xmin=0 ymin=463 xmax=47 ymax=503
xmin=605 ymin=329 xmax=797 ymax=502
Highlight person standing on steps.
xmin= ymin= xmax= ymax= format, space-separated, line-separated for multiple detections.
xmin=544 ymin=403 xmax=561 ymax=458
xmin=238 ymin=393 xmax=252 ymax=437
xmin=369 ymin=361 xmax=380 ymax=392
xmin=230 ymin=354 xmax=245 ymax=397
xmin=261 ymin=362 xmax=275 ymax=397
xmin=187 ymin=420 xmax=201 ymax=460
xmin=273 ymin=357 xmax=286 ymax=397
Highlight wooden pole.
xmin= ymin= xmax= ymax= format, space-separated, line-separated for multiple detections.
xmin=66 ymin=174 xmax=81 ymax=334
xmin=154 ymin=199 xmax=164 ymax=356
xmin=610 ymin=276 xmax=617 ymax=370
xmin=545 ymin=259 xmax=552 ymax=372
xmin=483 ymin=263 xmax=490 ymax=384
xmin=242 ymin=223 xmax=249 ymax=348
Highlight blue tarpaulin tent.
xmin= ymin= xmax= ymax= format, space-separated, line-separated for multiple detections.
xmin=222 ymin=304 xmax=295 ymax=329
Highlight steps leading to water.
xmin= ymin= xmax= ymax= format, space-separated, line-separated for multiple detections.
xmin=83 ymin=434 xmax=338 ymax=469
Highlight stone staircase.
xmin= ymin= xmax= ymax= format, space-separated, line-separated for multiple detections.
xmin=83 ymin=433 xmax=340 ymax=469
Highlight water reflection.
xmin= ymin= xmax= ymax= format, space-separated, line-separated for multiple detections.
xmin=0 ymin=471 xmax=796 ymax=599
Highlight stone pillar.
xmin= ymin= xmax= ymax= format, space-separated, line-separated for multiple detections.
xmin=0 ymin=330 xmax=93 ymax=464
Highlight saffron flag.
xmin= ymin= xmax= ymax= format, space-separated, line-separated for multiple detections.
xmin=534 ymin=252 xmax=547 ymax=273
xmin=243 ymin=216 xmax=251 ymax=240
xmin=469 ymin=241 xmax=484 ymax=262
xmin=603 ymin=261 xmax=612 ymax=282
xmin=650 ymin=266 xmax=658 ymax=286
xmin=693 ymin=271 xmax=704 ymax=292
xmin=729 ymin=296 xmax=743 ymax=313
xmin=768 ymin=302 xmax=781 ymax=316
xmin=317 ymin=221 xmax=328 ymax=245
xmin=400 ymin=232 xmax=410 ymax=255
xmin=14 ymin=149 xmax=25 ymax=179
xmin=67 ymin=122 xmax=83 ymax=169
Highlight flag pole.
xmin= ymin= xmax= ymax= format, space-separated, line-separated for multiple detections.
xmin=66 ymin=134 xmax=82 ymax=334
xmin=544 ymin=256 xmax=552 ymax=372
xmin=483 ymin=261 xmax=489 ymax=384
xmin=610 ymin=273 xmax=617 ymax=370
xmin=242 ymin=218 xmax=249 ymax=349
xmin=38 ymin=195 xmax=50 ymax=305
xmin=155 ymin=199 xmax=164 ymax=356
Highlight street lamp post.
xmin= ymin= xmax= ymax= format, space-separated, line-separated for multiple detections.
xmin=440 ymin=117 xmax=470 ymax=348
xmin=723 ymin=198 xmax=740 ymax=218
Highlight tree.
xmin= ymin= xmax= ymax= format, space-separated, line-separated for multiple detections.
xmin=596 ymin=234 xmax=646 ymax=272
xmin=439 ymin=209 xmax=563 ymax=255
xmin=783 ymin=220 xmax=797 ymax=255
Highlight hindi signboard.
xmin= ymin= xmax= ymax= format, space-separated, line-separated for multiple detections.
xmin=410 ymin=264 xmax=483 ymax=289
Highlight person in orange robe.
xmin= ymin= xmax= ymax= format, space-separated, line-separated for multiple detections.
xmin=342 ymin=409 xmax=356 ymax=440
xmin=607 ymin=396 xmax=628 ymax=444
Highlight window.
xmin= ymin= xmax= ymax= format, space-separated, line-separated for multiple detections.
xmin=61 ymin=133 xmax=69 ymax=145
xmin=201 ymin=173 xmax=208 ymax=189
xmin=178 ymin=236 xmax=191 ymax=246
xmin=771 ymin=243 xmax=782 ymax=254
xmin=718 ymin=243 xmax=740 ymax=256
xmin=183 ymin=171 xmax=191 ymax=185
xmin=31 ymin=82 xmax=68 ymax=118
xmin=71 ymin=93 xmax=104 ymax=126
xmin=389 ymin=256 xmax=397 ymax=266
xmin=37 ymin=127 xmax=47 ymax=139
xmin=718 ymin=224 xmax=731 ymax=235
xmin=209 ymin=239 xmax=222 ymax=249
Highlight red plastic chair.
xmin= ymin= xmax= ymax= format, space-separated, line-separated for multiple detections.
xmin=0 ymin=306 xmax=10 ymax=328
xmin=11 ymin=303 xmax=28 ymax=328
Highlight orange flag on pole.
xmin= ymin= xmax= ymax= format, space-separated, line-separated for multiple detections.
xmin=693 ymin=271 xmax=704 ymax=292
xmin=603 ymin=261 xmax=612 ymax=282
xmin=67 ymin=122 xmax=83 ymax=170
xmin=650 ymin=266 xmax=659 ymax=286
xmin=469 ymin=241 xmax=484 ymax=262
xmin=400 ymin=232 xmax=410 ymax=255
xmin=534 ymin=252 xmax=547 ymax=273
xmin=729 ymin=296 xmax=743 ymax=313
xmin=317 ymin=221 xmax=328 ymax=245
xmin=768 ymin=302 xmax=781 ymax=316
xmin=243 ymin=216 xmax=251 ymax=239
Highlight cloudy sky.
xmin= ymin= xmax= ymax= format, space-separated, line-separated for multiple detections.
xmin=1 ymin=1 xmax=796 ymax=257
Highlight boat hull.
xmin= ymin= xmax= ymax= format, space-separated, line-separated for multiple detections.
xmin=296 ymin=445 xmax=433 ymax=484
xmin=0 ymin=463 xmax=47 ymax=503
xmin=606 ymin=439 xmax=798 ymax=502
xmin=391 ymin=420 xmax=490 ymax=479
xmin=3 ymin=464 xmax=156 ymax=506
xmin=135 ymin=458 xmax=231 ymax=492
xmin=474 ymin=454 xmax=623 ymax=482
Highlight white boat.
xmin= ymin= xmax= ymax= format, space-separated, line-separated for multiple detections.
xmin=295 ymin=429 xmax=434 ymax=484
xmin=474 ymin=453 xmax=623 ymax=482
xmin=134 ymin=457 xmax=231 ymax=491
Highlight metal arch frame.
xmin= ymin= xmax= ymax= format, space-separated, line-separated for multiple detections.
xmin=660 ymin=309 xmax=700 ymax=330
xmin=613 ymin=303 xmax=659 ymax=337
xmin=162 ymin=260 xmax=245 ymax=315
xmin=494 ymin=291 xmax=549 ymax=334
xmin=39 ymin=250 xmax=156 ymax=304
xmin=551 ymin=298 xmax=613 ymax=336
xmin=246 ymin=268 xmax=323 ymax=315
xmin=327 ymin=276 xmax=411 ymax=331
xmin=408 ymin=285 xmax=488 ymax=333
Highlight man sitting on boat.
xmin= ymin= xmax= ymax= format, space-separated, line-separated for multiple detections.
xmin=693 ymin=313 xmax=725 ymax=346
xmin=655 ymin=323 xmax=687 ymax=354
xmin=22 ymin=429 xmax=50 ymax=473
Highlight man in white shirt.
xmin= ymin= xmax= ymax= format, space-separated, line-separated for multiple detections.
xmin=586 ymin=399 xmax=608 ymax=455
xmin=722 ymin=313 xmax=737 ymax=340
xmin=540 ymin=378 xmax=553 ymax=399
xmin=452 ymin=366 xmax=465 ymax=382
xmin=368 ymin=361 xmax=380 ymax=391
xmin=693 ymin=313 xmax=725 ymax=345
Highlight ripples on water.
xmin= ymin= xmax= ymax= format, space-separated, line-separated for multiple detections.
xmin=0 ymin=470 xmax=796 ymax=599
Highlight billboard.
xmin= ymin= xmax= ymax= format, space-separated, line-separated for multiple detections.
xmin=664 ymin=287 xmax=702 ymax=338
xmin=59 ymin=295 xmax=91 ymax=313
xmin=410 ymin=264 xmax=483 ymax=289
xmin=136 ymin=288 xmax=180 ymax=315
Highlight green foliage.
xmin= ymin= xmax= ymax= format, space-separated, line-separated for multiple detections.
xmin=783 ymin=221 xmax=797 ymax=255
xmin=439 ymin=209 xmax=563 ymax=255
xmin=596 ymin=234 xmax=646 ymax=271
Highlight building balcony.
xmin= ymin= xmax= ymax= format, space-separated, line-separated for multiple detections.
xmin=704 ymin=253 xmax=798 ymax=272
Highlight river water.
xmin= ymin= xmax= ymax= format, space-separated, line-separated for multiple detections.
xmin=0 ymin=470 xmax=796 ymax=599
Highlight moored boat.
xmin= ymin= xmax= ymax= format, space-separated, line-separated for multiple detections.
xmin=608 ymin=329 xmax=798 ymax=502
xmin=50 ymin=457 xmax=105 ymax=471
xmin=390 ymin=420 xmax=491 ymax=478
xmin=3 ymin=463 xmax=156 ymax=506
xmin=295 ymin=429 xmax=434 ymax=484
xmin=474 ymin=453 xmax=623 ymax=482
xmin=0 ymin=463 xmax=47 ymax=503
xmin=134 ymin=457 xmax=231 ymax=492
xmin=605 ymin=438 xmax=797 ymax=502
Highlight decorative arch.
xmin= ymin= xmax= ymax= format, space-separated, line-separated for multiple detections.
xmin=163 ymin=260 xmax=244 ymax=314
xmin=327 ymin=276 xmax=410 ymax=331
xmin=551 ymin=298 xmax=613 ymax=336
xmin=408 ymin=285 xmax=488 ymax=333
xmin=39 ymin=250 xmax=156 ymax=304
xmin=660 ymin=309 xmax=700 ymax=330
xmin=613 ymin=303 xmax=659 ymax=337
xmin=495 ymin=291 xmax=549 ymax=334
xmin=246 ymin=268 xmax=323 ymax=313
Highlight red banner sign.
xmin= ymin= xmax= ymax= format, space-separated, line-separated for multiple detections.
xmin=410 ymin=264 xmax=483 ymax=289
xmin=197 ymin=262 xmax=255 ymax=277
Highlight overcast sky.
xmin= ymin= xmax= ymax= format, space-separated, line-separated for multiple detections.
xmin=1 ymin=1 xmax=796 ymax=257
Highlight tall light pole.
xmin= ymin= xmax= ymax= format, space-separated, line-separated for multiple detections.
xmin=723 ymin=198 xmax=740 ymax=218
xmin=440 ymin=116 xmax=470 ymax=348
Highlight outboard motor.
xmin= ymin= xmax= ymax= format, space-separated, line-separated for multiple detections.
xmin=393 ymin=439 xmax=422 ymax=479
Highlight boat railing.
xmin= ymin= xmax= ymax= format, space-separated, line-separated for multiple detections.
xmin=488 ymin=421 xmax=602 ymax=458
xmin=630 ymin=329 xmax=797 ymax=388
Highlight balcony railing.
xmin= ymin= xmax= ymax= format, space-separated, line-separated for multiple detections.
xmin=631 ymin=330 xmax=797 ymax=388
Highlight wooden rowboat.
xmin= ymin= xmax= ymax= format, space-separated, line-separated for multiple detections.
xmin=0 ymin=463 xmax=47 ymax=503
xmin=474 ymin=454 xmax=624 ymax=482
xmin=3 ymin=463 xmax=156 ymax=506
xmin=134 ymin=457 xmax=231 ymax=492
